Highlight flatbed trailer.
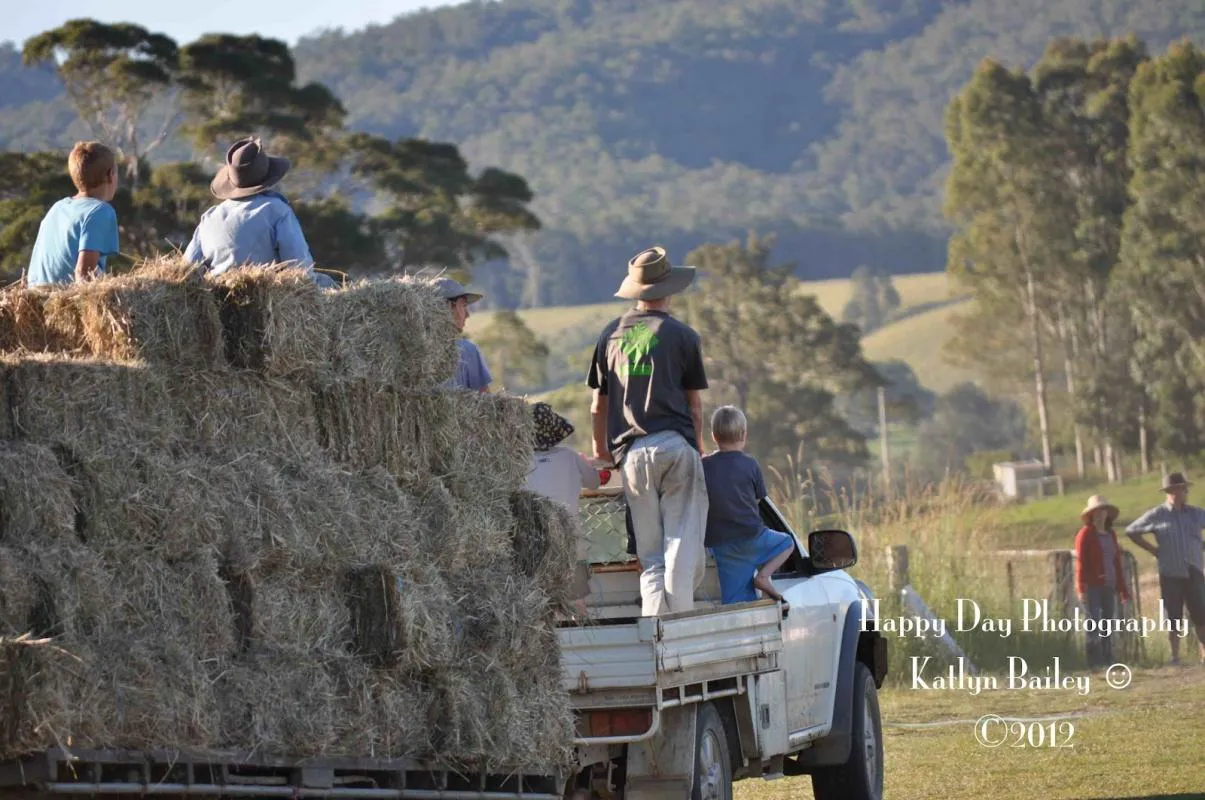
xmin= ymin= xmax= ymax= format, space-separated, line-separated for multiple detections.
xmin=0 ymin=747 xmax=564 ymax=800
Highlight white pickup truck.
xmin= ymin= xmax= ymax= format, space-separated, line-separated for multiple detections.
xmin=560 ymin=487 xmax=888 ymax=800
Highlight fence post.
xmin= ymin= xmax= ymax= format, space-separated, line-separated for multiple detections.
xmin=1048 ymin=550 xmax=1074 ymax=618
xmin=1006 ymin=560 xmax=1016 ymax=610
xmin=887 ymin=545 xmax=910 ymax=594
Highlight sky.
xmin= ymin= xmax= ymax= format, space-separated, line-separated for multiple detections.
xmin=5 ymin=0 xmax=462 ymax=48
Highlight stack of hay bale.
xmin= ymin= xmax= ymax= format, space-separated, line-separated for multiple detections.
xmin=0 ymin=261 xmax=579 ymax=771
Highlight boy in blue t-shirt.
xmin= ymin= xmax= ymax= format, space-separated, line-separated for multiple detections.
xmin=702 ymin=405 xmax=795 ymax=606
xmin=27 ymin=141 xmax=121 ymax=287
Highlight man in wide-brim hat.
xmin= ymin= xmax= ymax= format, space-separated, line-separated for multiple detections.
xmin=184 ymin=136 xmax=331 ymax=286
xmin=586 ymin=245 xmax=709 ymax=617
xmin=1126 ymin=472 xmax=1205 ymax=665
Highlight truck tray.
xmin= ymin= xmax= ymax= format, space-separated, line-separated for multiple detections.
xmin=0 ymin=748 xmax=563 ymax=800
xmin=559 ymin=600 xmax=783 ymax=696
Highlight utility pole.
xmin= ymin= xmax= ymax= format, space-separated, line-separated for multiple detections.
xmin=878 ymin=386 xmax=891 ymax=498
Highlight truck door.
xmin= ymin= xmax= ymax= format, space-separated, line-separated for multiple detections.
xmin=759 ymin=500 xmax=837 ymax=733
xmin=776 ymin=558 xmax=835 ymax=732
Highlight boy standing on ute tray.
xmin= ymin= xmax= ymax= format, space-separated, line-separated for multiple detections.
xmin=26 ymin=141 xmax=121 ymax=286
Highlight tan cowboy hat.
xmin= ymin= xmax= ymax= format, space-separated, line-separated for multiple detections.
xmin=1162 ymin=471 xmax=1192 ymax=492
xmin=210 ymin=137 xmax=291 ymax=200
xmin=1080 ymin=494 xmax=1119 ymax=525
xmin=615 ymin=246 xmax=696 ymax=301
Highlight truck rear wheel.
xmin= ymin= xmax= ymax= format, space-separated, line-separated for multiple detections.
xmin=692 ymin=703 xmax=733 ymax=800
xmin=811 ymin=662 xmax=883 ymax=800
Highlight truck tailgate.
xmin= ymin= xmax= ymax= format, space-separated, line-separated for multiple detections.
xmin=558 ymin=601 xmax=783 ymax=696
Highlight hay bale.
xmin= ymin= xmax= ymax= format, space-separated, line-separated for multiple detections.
xmin=259 ymin=458 xmax=419 ymax=572
xmin=426 ymin=663 xmax=500 ymax=767
xmin=2 ymin=356 xmax=322 ymax=457
xmin=431 ymin=391 xmax=534 ymax=499
xmin=3 ymin=356 xmax=186 ymax=449
xmin=90 ymin=636 xmax=223 ymax=751
xmin=249 ymin=575 xmax=352 ymax=654
xmin=214 ymin=646 xmax=348 ymax=757
xmin=0 ymin=287 xmax=73 ymax=353
xmin=0 ymin=635 xmax=104 ymax=759
xmin=404 ymin=475 xmax=514 ymax=574
xmin=178 ymin=371 xmax=321 ymax=458
xmin=372 ymin=672 xmax=435 ymax=757
xmin=42 ymin=261 xmax=223 ymax=368
xmin=508 ymin=490 xmax=582 ymax=609
xmin=313 ymin=381 xmax=435 ymax=479
xmin=0 ymin=442 xmax=80 ymax=546
xmin=325 ymin=277 xmax=458 ymax=387
xmin=208 ymin=267 xmax=327 ymax=377
xmin=450 ymin=574 xmax=558 ymax=675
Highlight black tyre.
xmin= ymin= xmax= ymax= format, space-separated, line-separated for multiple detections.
xmin=811 ymin=662 xmax=884 ymax=800
xmin=692 ymin=703 xmax=733 ymax=800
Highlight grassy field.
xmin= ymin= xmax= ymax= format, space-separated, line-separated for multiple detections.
xmin=743 ymin=476 xmax=1205 ymax=799
xmin=996 ymin=473 xmax=1171 ymax=550
xmin=465 ymin=271 xmax=978 ymax=394
xmin=735 ymin=667 xmax=1205 ymax=800
xmin=861 ymin=297 xmax=978 ymax=393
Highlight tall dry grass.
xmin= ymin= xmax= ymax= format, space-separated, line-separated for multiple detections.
xmin=768 ymin=462 xmax=1171 ymax=684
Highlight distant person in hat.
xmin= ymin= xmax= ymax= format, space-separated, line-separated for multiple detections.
xmin=1074 ymin=495 xmax=1129 ymax=668
xmin=184 ymin=137 xmax=327 ymax=286
xmin=587 ymin=245 xmax=708 ymax=617
xmin=1126 ymin=472 xmax=1205 ymax=665
xmin=523 ymin=401 xmax=601 ymax=618
xmin=435 ymin=277 xmax=492 ymax=392
xmin=26 ymin=141 xmax=121 ymax=286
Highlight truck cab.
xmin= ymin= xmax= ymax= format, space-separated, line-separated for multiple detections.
xmin=559 ymin=484 xmax=888 ymax=800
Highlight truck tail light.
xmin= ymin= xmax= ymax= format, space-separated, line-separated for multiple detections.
xmin=583 ymin=709 xmax=652 ymax=737
xmin=598 ymin=469 xmax=612 ymax=484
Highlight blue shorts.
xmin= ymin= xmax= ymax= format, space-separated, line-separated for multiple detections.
xmin=710 ymin=528 xmax=795 ymax=604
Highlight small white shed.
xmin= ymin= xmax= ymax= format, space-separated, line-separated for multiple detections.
xmin=993 ymin=459 xmax=1063 ymax=499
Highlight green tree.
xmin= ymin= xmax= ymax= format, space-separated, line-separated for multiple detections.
xmin=22 ymin=19 xmax=179 ymax=182
xmin=680 ymin=234 xmax=880 ymax=471
xmin=177 ymin=35 xmax=346 ymax=172
xmin=946 ymin=59 xmax=1071 ymax=469
xmin=917 ymin=383 xmax=1029 ymax=479
xmin=122 ymin=161 xmax=212 ymax=257
xmin=475 ymin=310 xmax=551 ymax=392
xmin=838 ymin=359 xmax=936 ymax=436
xmin=0 ymin=152 xmax=75 ymax=279
xmin=1031 ymin=37 xmax=1148 ymax=481
xmin=349 ymin=134 xmax=540 ymax=271
xmin=293 ymin=197 xmax=386 ymax=276
xmin=1117 ymin=41 xmax=1205 ymax=459
xmin=841 ymin=265 xmax=901 ymax=334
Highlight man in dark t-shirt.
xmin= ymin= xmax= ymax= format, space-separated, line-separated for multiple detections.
xmin=588 ymin=246 xmax=709 ymax=616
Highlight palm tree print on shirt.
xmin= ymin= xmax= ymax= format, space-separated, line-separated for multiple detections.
xmin=618 ymin=322 xmax=659 ymax=377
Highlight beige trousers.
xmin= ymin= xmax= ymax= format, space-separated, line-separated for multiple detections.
xmin=621 ymin=431 xmax=708 ymax=616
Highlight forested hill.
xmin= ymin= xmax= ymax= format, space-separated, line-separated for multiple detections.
xmin=3 ymin=0 xmax=1205 ymax=304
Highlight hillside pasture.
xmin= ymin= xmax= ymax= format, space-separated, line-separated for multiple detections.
xmin=467 ymin=272 xmax=977 ymax=395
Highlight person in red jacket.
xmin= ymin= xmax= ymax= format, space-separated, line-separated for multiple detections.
xmin=1075 ymin=495 xmax=1130 ymax=668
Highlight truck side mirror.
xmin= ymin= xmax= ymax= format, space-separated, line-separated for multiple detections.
xmin=808 ymin=529 xmax=857 ymax=571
